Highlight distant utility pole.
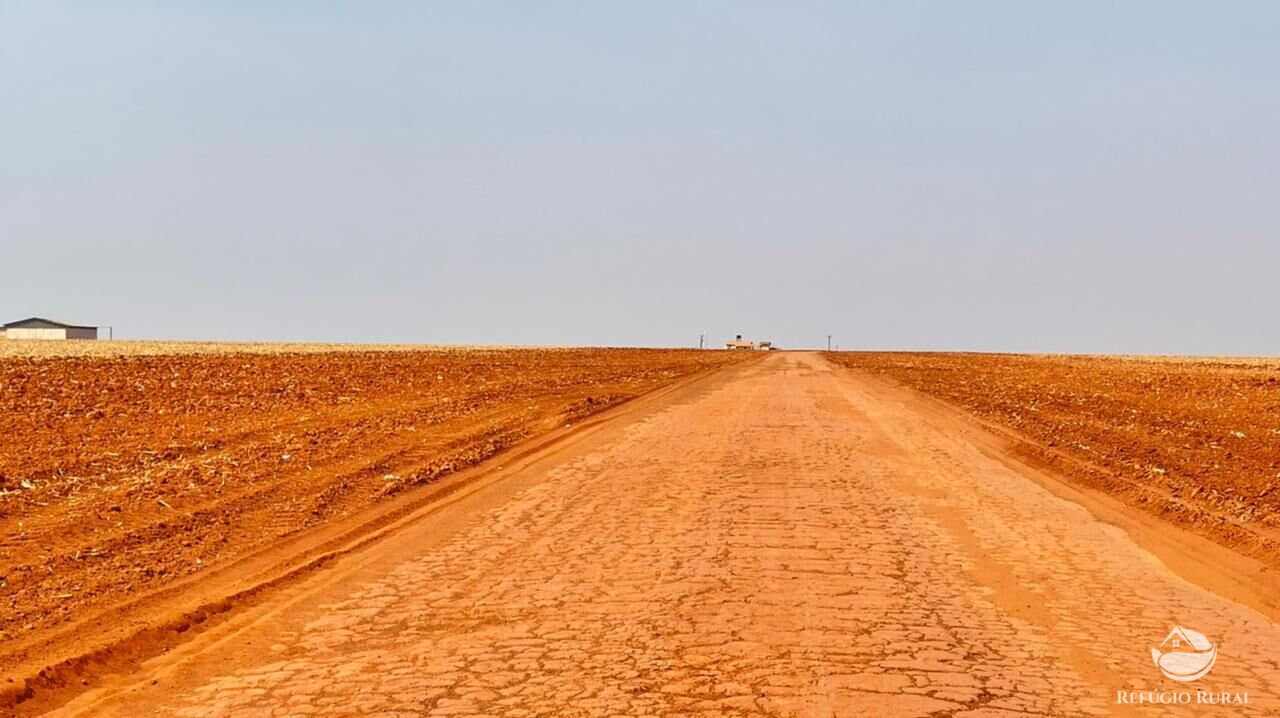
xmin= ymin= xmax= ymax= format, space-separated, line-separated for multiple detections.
xmin=827 ymin=335 xmax=832 ymax=351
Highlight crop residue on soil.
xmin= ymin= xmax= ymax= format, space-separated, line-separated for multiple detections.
xmin=825 ymin=352 xmax=1280 ymax=566
xmin=0 ymin=346 xmax=745 ymax=650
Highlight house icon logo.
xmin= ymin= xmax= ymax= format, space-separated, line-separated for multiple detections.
xmin=1151 ymin=626 xmax=1217 ymax=682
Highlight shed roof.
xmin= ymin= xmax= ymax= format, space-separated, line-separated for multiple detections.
xmin=3 ymin=317 xmax=97 ymax=330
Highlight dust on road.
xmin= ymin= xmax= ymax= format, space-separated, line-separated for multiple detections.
xmin=54 ymin=353 xmax=1280 ymax=717
xmin=0 ymin=347 xmax=742 ymax=656
xmin=824 ymin=351 xmax=1280 ymax=569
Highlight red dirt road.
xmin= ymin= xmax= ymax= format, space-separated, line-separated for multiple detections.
xmin=44 ymin=354 xmax=1280 ymax=716
xmin=822 ymin=352 xmax=1280 ymax=569
xmin=0 ymin=347 xmax=743 ymax=680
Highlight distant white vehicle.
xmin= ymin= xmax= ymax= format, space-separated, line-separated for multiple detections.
xmin=724 ymin=334 xmax=777 ymax=350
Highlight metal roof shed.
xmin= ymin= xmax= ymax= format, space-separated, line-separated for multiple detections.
xmin=2 ymin=317 xmax=99 ymax=340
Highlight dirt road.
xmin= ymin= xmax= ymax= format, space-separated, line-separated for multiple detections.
xmin=50 ymin=353 xmax=1280 ymax=716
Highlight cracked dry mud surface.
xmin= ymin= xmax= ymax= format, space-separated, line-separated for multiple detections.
xmin=65 ymin=353 xmax=1280 ymax=717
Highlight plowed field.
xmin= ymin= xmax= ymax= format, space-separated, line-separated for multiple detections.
xmin=0 ymin=346 xmax=745 ymax=654
xmin=34 ymin=352 xmax=1280 ymax=718
xmin=825 ymin=352 xmax=1280 ymax=566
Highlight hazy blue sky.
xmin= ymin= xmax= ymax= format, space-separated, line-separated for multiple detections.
xmin=3 ymin=2 xmax=1277 ymax=351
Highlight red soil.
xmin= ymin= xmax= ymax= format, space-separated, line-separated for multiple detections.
xmin=0 ymin=348 xmax=744 ymax=654
xmin=824 ymin=352 xmax=1280 ymax=566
